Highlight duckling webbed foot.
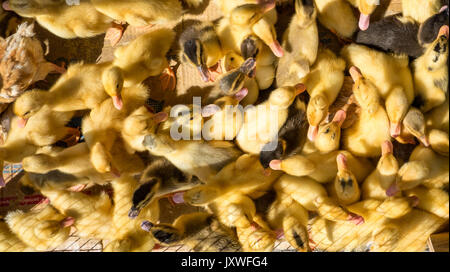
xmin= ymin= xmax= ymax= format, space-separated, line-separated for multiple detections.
xmin=208 ymin=61 xmax=223 ymax=82
xmin=159 ymin=66 xmax=177 ymax=92
xmin=105 ymin=23 xmax=125 ymax=47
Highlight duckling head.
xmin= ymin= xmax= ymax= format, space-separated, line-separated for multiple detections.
xmin=334 ymin=153 xmax=359 ymax=203
xmin=222 ymin=51 xmax=244 ymax=72
xmin=270 ymin=83 xmax=306 ymax=108
xmin=129 ymin=177 xmax=161 ymax=219
xmin=349 ymin=66 xmax=380 ymax=115
xmin=90 ymin=142 xmax=120 ymax=177
xmin=181 ymin=38 xmax=210 ymax=82
xmin=387 ymin=160 xmax=429 ymax=196
xmin=22 ymin=154 xmax=54 ymax=173
xmin=241 ymin=35 xmax=261 ymax=60
xmin=141 ymin=221 xmax=183 ymax=245
xmin=401 ymin=107 xmax=430 ymax=147
xmin=294 ymin=0 xmax=317 ymax=27
xmin=230 ymin=1 xmax=276 ymax=26
xmin=3 ymin=0 xmax=56 ymax=17
xmin=315 ymin=110 xmax=347 ymax=153
xmin=377 ymin=141 xmax=399 ymax=190
xmin=219 ymin=58 xmax=256 ymax=95
xmin=13 ymin=89 xmax=46 ymax=127
xmin=102 ymin=66 xmax=124 ymax=110
xmin=423 ymin=25 xmax=449 ymax=71
xmin=306 ymin=94 xmax=328 ymax=141
xmin=357 ymin=0 xmax=379 ymax=31
xmin=36 ymin=217 xmax=74 ymax=240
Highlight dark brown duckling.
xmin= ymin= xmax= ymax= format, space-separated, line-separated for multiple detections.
xmin=259 ymin=91 xmax=309 ymax=169
xmin=219 ymin=57 xmax=256 ymax=96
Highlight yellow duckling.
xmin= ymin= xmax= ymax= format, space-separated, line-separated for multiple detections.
xmin=201 ymin=88 xmax=248 ymax=141
xmin=3 ymin=0 xmax=114 ymax=39
xmin=276 ymin=0 xmax=318 ymax=87
xmin=333 ymin=153 xmax=361 ymax=205
xmin=402 ymin=0 xmax=442 ymax=23
xmin=428 ymin=129 xmax=449 ymax=156
xmin=341 ymin=66 xmax=391 ymax=157
xmin=0 ymin=109 xmax=74 ymax=186
xmin=341 ymin=44 xmax=415 ymax=138
xmin=5 ymin=205 xmax=74 ymax=251
xmin=387 ymin=145 xmax=449 ymax=196
xmin=396 ymin=107 xmax=430 ymax=147
xmin=235 ymin=214 xmax=276 ymax=252
xmin=347 ymin=0 xmax=379 ymax=30
xmin=38 ymin=186 xmax=114 ymax=240
xmin=91 ymin=0 xmax=204 ymax=44
xmin=269 ymin=150 xmax=373 ymax=184
xmin=141 ymin=212 xmax=241 ymax=252
xmin=274 ymin=174 xmax=365 ymax=225
xmin=412 ymin=25 xmax=448 ymax=113
xmin=0 ymin=221 xmax=35 ymax=252
xmin=266 ymin=191 xmax=311 ymax=252
xmin=82 ymin=83 xmax=149 ymax=174
xmin=405 ymin=186 xmax=449 ymax=220
xmin=104 ymin=175 xmax=159 ymax=252
xmin=361 ymin=141 xmax=400 ymax=200
xmin=375 ymin=196 xmax=419 ymax=219
xmin=302 ymin=49 xmax=346 ymax=141
xmin=314 ymin=108 xmax=347 ymax=153
xmin=13 ymin=62 xmax=124 ymax=125
xmin=208 ymin=193 xmax=257 ymax=229
xmin=179 ymin=21 xmax=224 ymax=82
xmin=143 ymin=127 xmax=242 ymax=182
xmin=112 ymin=28 xmax=176 ymax=91
xmin=313 ymin=0 xmax=357 ymax=38
xmin=183 ymin=154 xmax=282 ymax=205
xmin=235 ymin=84 xmax=306 ymax=154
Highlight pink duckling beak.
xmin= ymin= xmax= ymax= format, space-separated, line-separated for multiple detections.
xmin=269 ymin=40 xmax=284 ymax=57
xmin=17 ymin=117 xmax=28 ymax=128
xmin=294 ymin=83 xmax=307 ymax=96
xmin=171 ymin=192 xmax=186 ymax=204
xmin=112 ymin=95 xmax=123 ymax=110
xmin=61 ymin=217 xmax=75 ymax=228
xmin=269 ymin=159 xmax=282 ymax=171
xmin=307 ymin=125 xmax=318 ymax=141
xmin=386 ymin=183 xmax=400 ymax=197
xmin=381 ymin=140 xmax=393 ymax=156
xmin=359 ymin=13 xmax=371 ymax=31
xmin=2 ymin=1 xmax=11 ymax=11
xmin=349 ymin=66 xmax=363 ymax=82
xmin=438 ymin=25 xmax=449 ymax=39
xmin=198 ymin=65 xmax=211 ymax=82
xmin=332 ymin=110 xmax=347 ymax=127
xmin=418 ymin=135 xmax=430 ymax=147
xmin=390 ymin=122 xmax=401 ymax=138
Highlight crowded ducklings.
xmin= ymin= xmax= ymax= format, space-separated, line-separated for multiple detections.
xmin=0 ymin=0 xmax=448 ymax=252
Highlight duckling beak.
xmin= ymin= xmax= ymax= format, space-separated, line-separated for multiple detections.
xmin=141 ymin=220 xmax=154 ymax=232
xmin=171 ymin=192 xmax=186 ymax=204
xmin=61 ymin=217 xmax=75 ymax=228
xmin=349 ymin=66 xmax=362 ymax=82
xmin=197 ymin=65 xmax=211 ymax=82
xmin=112 ymin=95 xmax=123 ymax=110
xmin=332 ymin=110 xmax=347 ymax=126
xmin=359 ymin=13 xmax=371 ymax=31
xmin=336 ymin=153 xmax=348 ymax=171
xmin=439 ymin=5 xmax=448 ymax=13
xmin=2 ymin=1 xmax=11 ymax=11
xmin=381 ymin=140 xmax=393 ymax=156
xmin=307 ymin=125 xmax=318 ymax=141
xmin=128 ymin=208 xmax=140 ymax=219
xmin=390 ymin=122 xmax=401 ymax=138
xmin=269 ymin=159 xmax=282 ymax=170
xmin=386 ymin=183 xmax=400 ymax=197
xmin=17 ymin=117 xmax=28 ymax=128
xmin=418 ymin=135 xmax=430 ymax=147
xmin=438 ymin=25 xmax=449 ymax=39
xmin=294 ymin=83 xmax=307 ymax=96
xmin=269 ymin=40 xmax=284 ymax=57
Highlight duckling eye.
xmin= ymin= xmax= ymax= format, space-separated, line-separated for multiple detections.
xmin=324 ymin=127 xmax=330 ymax=134
xmin=23 ymin=111 xmax=31 ymax=117
xmin=190 ymin=116 xmax=194 ymax=121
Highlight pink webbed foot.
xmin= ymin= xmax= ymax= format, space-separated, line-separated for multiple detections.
xmin=159 ymin=66 xmax=177 ymax=91
xmin=105 ymin=23 xmax=125 ymax=47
